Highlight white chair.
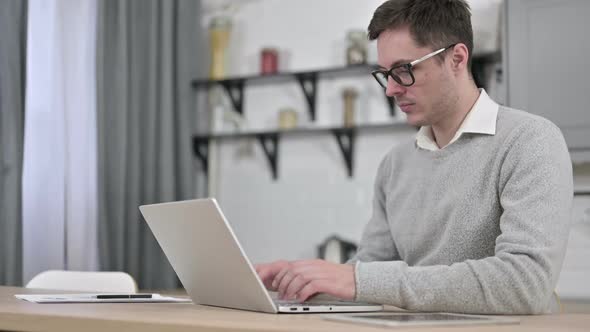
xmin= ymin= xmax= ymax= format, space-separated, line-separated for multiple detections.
xmin=26 ymin=270 xmax=138 ymax=293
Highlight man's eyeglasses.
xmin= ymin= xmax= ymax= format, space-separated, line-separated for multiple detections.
xmin=372 ymin=44 xmax=457 ymax=88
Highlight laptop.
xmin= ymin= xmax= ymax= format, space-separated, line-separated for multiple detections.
xmin=139 ymin=198 xmax=383 ymax=314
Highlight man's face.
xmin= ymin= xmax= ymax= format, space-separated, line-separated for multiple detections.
xmin=376 ymin=27 xmax=456 ymax=127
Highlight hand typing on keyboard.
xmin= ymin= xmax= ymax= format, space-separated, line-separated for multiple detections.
xmin=254 ymin=259 xmax=356 ymax=302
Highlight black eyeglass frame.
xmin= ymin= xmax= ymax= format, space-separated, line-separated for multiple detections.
xmin=371 ymin=43 xmax=458 ymax=88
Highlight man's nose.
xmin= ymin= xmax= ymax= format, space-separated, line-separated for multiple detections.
xmin=385 ymin=77 xmax=405 ymax=97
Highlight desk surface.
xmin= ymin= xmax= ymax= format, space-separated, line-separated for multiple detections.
xmin=1 ymin=286 xmax=589 ymax=332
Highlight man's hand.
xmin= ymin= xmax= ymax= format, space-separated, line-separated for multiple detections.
xmin=255 ymin=260 xmax=291 ymax=291
xmin=255 ymin=259 xmax=355 ymax=302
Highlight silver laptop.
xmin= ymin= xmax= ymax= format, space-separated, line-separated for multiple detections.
xmin=139 ymin=198 xmax=383 ymax=314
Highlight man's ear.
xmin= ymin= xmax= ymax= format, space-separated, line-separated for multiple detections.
xmin=449 ymin=43 xmax=469 ymax=73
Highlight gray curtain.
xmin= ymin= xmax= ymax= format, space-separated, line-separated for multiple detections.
xmin=0 ymin=0 xmax=26 ymax=286
xmin=96 ymin=0 xmax=205 ymax=289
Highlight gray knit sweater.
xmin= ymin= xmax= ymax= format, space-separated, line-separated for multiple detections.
xmin=349 ymin=107 xmax=573 ymax=314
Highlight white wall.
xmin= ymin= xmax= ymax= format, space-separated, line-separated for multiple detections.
xmin=202 ymin=0 xmax=402 ymax=264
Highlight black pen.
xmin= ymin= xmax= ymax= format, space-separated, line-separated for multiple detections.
xmin=96 ymin=294 xmax=153 ymax=299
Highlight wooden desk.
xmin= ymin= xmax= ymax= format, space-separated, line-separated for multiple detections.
xmin=1 ymin=286 xmax=589 ymax=332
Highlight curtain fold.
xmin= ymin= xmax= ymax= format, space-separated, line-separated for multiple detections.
xmin=97 ymin=0 xmax=204 ymax=289
xmin=0 ymin=0 xmax=27 ymax=286
xmin=22 ymin=0 xmax=98 ymax=284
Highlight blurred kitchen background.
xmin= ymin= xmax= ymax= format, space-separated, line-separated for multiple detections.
xmin=1 ymin=0 xmax=589 ymax=306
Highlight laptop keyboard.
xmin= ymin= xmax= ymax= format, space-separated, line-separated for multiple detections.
xmin=275 ymin=300 xmax=366 ymax=307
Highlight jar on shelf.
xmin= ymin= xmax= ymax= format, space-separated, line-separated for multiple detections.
xmin=260 ymin=48 xmax=279 ymax=75
xmin=346 ymin=30 xmax=368 ymax=65
xmin=278 ymin=108 xmax=298 ymax=130
xmin=342 ymin=87 xmax=358 ymax=127
xmin=209 ymin=16 xmax=232 ymax=80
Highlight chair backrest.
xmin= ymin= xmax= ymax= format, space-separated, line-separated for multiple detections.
xmin=26 ymin=270 xmax=138 ymax=293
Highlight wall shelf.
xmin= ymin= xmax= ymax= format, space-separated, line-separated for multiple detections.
xmin=191 ymin=64 xmax=396 ymax=119
xmin=192 ymin=122 xmax=412 ymax=180
xmin=190 ymin=52 xmax=501 ymax=180
xmin=191 ymin=52 xmax=502 ymax=120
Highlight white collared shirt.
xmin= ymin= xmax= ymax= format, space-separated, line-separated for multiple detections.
xmin=416 ymin=89 xmax=499 ymax=151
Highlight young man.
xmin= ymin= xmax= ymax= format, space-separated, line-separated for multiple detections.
xmin=256 ymin=0 xmax=573 ymax=314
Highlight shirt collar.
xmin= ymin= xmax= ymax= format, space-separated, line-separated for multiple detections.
xmin=415 ymin=89 xmax=499 ymax=151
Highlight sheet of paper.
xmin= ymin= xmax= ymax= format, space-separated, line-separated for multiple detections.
xmin=15 ymin=293 xmax=192 ymax=304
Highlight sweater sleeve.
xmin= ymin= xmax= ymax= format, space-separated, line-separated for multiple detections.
xmin=347 ymin=152 xmax=401 ymax=265
xmin=354 ymin=119 xmax=573 ymax=314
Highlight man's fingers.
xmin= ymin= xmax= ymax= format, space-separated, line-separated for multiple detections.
xmin=284 ymin=274 xmax=309 ymax=301
xmin=255 ymin=261 xmax=292 ymax=291
xmin=272 ymin=267 xmax=289 ymax=290
xmin=297 ymin=279 xmax=331 ymax=302
xmin=255 ymin=266 xmax=274 ymax=287
xmin=277 ymin=270 xmax=297 ymax=299
xmin=256 ymin=260 xmax=355 ymax=301
xmin=259 ymin=273 xmax=275 ymax=290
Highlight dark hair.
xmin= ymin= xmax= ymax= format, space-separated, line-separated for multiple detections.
xmin=368 ymin=0 xmax=474 ymax=69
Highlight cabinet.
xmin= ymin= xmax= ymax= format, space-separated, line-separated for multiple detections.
xmin=505 ymin=0 xmax=590 ymax=158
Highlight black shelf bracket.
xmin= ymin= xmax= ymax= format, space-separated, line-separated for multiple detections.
xmin=386 ymin=96 xmax=396 ymax=117
xmin=331 ymin=128 xmax=356 ymax=178
xmin=192 ymin=137 xmax=210 ymax=174
xmin=295 ymin=72 xmax=318 ymax=121
xmin=219 ymin=79 xmax=245 ymax=115
xmin=256 ymin=133 xmax=280 ymax=180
